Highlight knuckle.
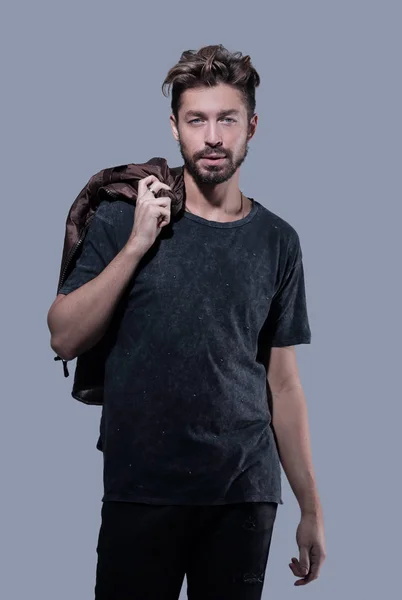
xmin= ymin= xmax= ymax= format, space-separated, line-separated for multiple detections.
xmin=139 ymin=175 xmax=155 ymax=188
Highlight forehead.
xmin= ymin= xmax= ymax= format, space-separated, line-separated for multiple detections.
xmin=179 ymin=84 xmax=246 ymax=116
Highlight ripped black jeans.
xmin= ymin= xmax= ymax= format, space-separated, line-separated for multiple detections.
xmin=94 ymin=500 xmax=278 ymax=600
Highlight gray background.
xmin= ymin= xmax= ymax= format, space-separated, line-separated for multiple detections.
xmin=1 ymin=0 xmax=401 ymax=598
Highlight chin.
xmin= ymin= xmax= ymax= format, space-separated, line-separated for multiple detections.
xmin=195 ymin=172 xmax=232 ymax=185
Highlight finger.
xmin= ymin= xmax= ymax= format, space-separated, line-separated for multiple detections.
xmin=289 ymin=563 xmax=300 ymax=576
xmin=139 ymin=181 xmax=172 ymax=204
xmin=289 ymin=563 xmax=308 ymax=586
xmin=138 ymin=175 xmax=160 ymax=195
xmin=289 ymin=564 xmax=304 ymax=579
xmin=290 ymin=557 xmax=308 ymax=577
xmin=142 ymin=196 xmax=172 ymax=209
xmin=148 ymin=181 xmax=172 ymax=195
xmin=291 ymin=558 xmax=321 ymax=586
xmin=292 ymin=576 xmax=308 ymax=586
xmin=155 ymin=206 xmax=171 ymax=227
xmin=298 ymin=547 xmax=310 ymax=576
xmin=303 ymin=556 xmax=321 ymax=584
xmin=138 ymin=186 xmax=170 ymax=206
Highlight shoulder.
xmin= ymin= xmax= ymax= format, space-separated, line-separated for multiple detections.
xmin=254 ymin=201 xmax=302 ymax=256
xmin=95 ymin=198 xmax=134 ymax=226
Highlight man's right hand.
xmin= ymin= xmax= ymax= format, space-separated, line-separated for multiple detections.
xmin=126 ymin=175 xmax=172 ymax=256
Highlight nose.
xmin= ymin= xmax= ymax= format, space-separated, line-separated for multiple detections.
xmin=204 ymin=122 xmax=223 ymax=147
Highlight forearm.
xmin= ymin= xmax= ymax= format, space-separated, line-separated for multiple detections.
xmin=271 ymin=383 xmax=322 ymax=516
xmin=48 ymin=243 xmax=144 ymax=360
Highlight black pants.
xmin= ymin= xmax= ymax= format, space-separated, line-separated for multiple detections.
xmin=94 ymin=500 xmax=278 ymax=600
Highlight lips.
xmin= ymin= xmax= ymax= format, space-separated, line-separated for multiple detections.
xmin=202 ymin=155 xmax=226 ymax=159
xmin=201 ymin=155 xmax=227 ymax=164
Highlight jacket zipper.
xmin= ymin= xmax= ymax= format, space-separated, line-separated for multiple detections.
xmin=58 ymin=220 xmax=92 ymax=292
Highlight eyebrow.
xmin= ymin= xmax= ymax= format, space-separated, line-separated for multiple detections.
xmin=184 ymin=109 xmax=241 ymax=118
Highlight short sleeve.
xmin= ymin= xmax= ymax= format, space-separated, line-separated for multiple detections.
xmin=265 ymin=234 xmax=311 ymax=347
xmin=58 ymin=201 xmax=118 ymax=295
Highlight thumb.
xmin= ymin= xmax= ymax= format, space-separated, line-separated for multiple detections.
xmin=299 ymin=547 xmax=310 ymax=575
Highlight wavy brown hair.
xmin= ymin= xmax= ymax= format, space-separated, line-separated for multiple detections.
xmin=162 ymin=44 xmax=260 ymax=124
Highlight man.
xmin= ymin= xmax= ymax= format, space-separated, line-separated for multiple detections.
xmin=47 ymin=44 xmax=326 ymax=599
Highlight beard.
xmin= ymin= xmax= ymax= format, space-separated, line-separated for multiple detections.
xmin=177 ymin=135 xmax=249 ymax=186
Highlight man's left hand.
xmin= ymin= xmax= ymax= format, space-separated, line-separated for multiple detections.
xmin=289 ymin=512 xmax=326 ymax=586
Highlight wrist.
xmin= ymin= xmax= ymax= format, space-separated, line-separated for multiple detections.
xmin=300 ymin=497 xmax=323 ymax=519
xmin=296 ymin=484 xmax=322 ymax=516
xmin=122 ymin=239 xmax=146 ymax=261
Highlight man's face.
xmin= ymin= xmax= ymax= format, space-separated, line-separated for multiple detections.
xmin=171 ymin=84 xmax=257 ymax=185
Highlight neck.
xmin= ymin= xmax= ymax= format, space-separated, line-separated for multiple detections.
xmin=183 ymin=168 xmax=246 ymax=219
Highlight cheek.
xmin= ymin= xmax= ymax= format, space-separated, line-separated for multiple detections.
xmin=228 ymin=134 xmax=246 ymax=154
xmin=181 ymin=132 xmax=201 ymax=153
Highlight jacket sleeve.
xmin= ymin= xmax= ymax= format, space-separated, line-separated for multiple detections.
xmin=58 ymin=201 xmax=119 ymax=295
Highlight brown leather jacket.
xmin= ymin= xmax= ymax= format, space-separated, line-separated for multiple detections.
xmin=54 ymin=157 xmax=186 ymax=406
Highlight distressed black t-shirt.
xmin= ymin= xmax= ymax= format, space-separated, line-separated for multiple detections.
xmin=58 ymin=196 xmax=311 ymax=506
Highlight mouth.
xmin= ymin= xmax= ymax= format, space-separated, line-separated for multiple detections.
xmin=201 ymin=155 xmax=227 ymax=164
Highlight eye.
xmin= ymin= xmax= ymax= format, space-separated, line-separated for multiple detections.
xmin=188 ymin=117 xmax=236 ymax=125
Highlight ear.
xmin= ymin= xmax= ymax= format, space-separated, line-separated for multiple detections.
xmin=247 ymin=114 xmax=258 ymax=141
xmin=170 ymin=114 xmax=179 ymax=141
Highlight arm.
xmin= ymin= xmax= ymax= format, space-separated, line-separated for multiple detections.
xmin=47 ymin=243 xmax=143 ymax=361
xmin=48 ymin=177 xmax=172 ymax=362
xmin=267 ymin=345 xmax=322 ymax=516
xmin=264 ymin=234 xmax=326 ymax=583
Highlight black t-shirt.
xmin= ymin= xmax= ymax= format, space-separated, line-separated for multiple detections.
xmin=59 ymin=196 xmax=311 ymax=506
